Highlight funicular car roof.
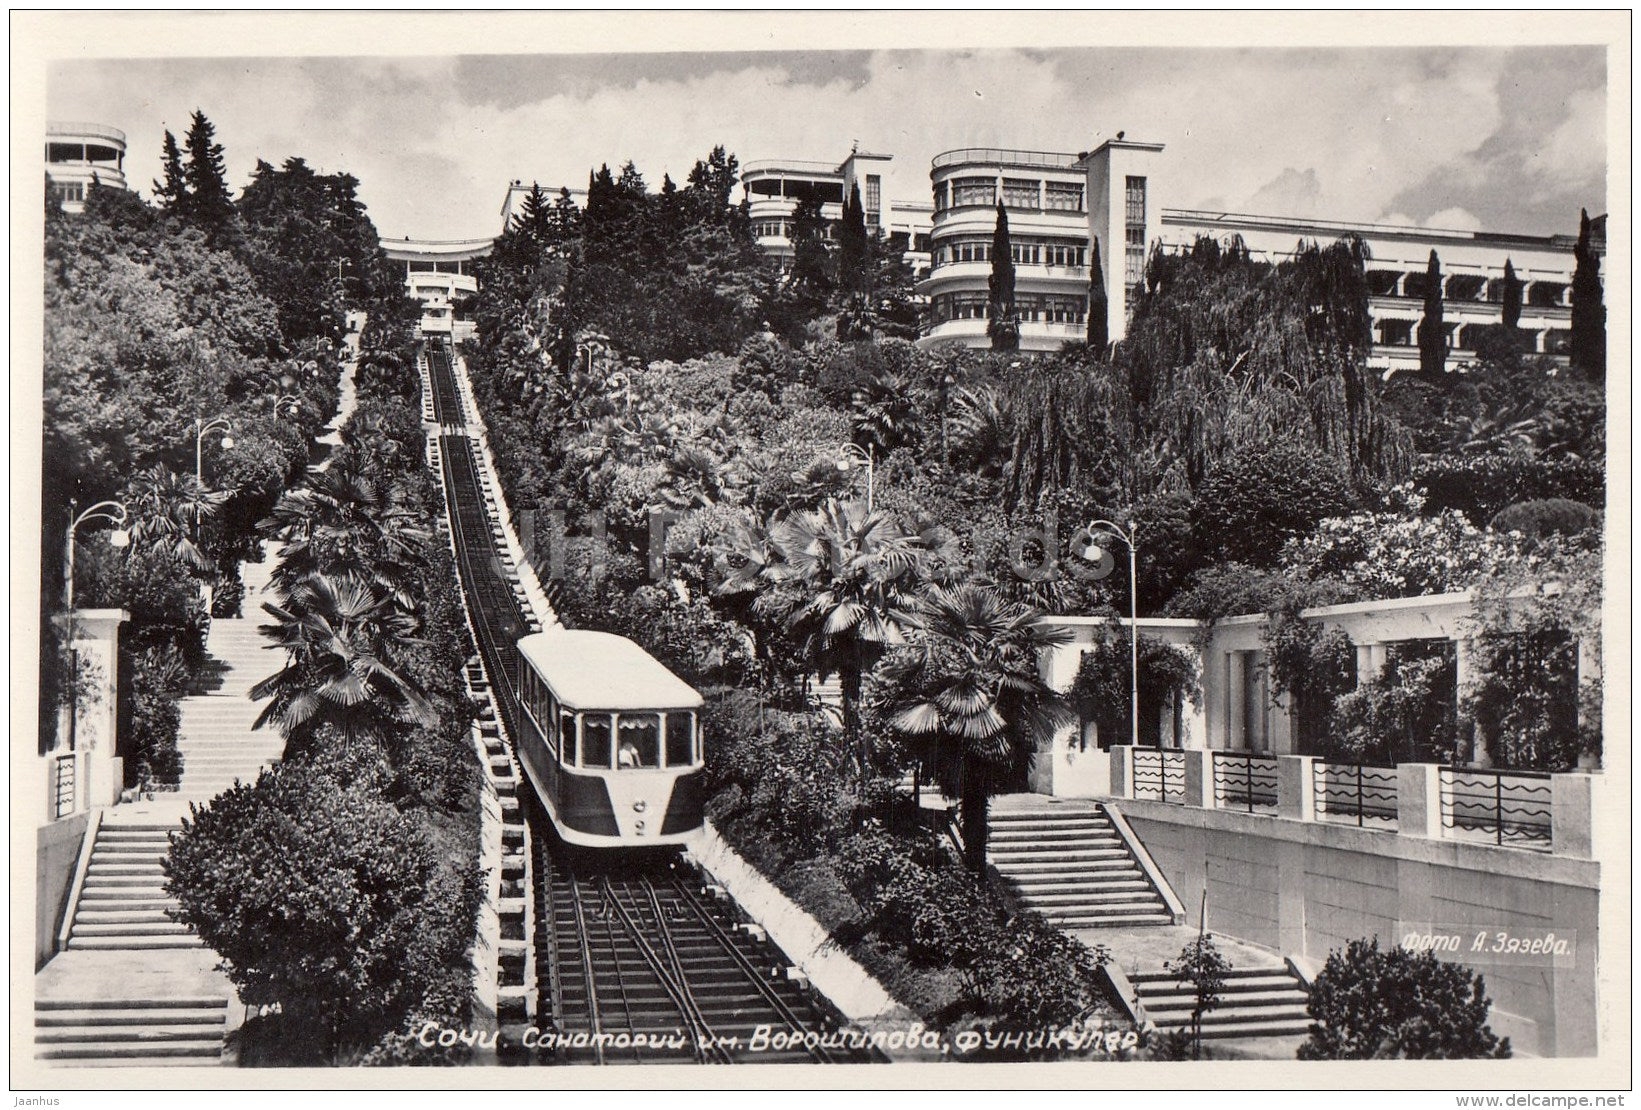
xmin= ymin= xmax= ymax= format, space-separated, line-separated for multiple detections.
xmin=518 ymin=630 xmax=705 ymax=711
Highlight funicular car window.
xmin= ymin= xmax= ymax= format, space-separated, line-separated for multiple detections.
xmin=666 ymin=712 xmax=695 ymax=767
xmin=616 ymin=714 xmax=660 ymax=768
xmin=582 ymin=713 xmax=612 ymax=769
xmin=560 ymin=711 xmax=577 ymax=765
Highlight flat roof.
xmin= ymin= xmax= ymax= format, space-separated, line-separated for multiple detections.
xmin=518 ymin=630 xmax=703 ymax=711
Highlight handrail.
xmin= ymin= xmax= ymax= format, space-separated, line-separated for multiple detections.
xmin=1102 ymin=803 xmax=1185 ymax=923
xmin=47 ymin=121 xmax=126 ymax=146
xmin=932 ymin=147 xmax=1081 ymax=171
xmin=1211 ymin=750 xmax=1280 ymax=813
xmin=1439 ymin=767 xmax=1553 ymax=850
xmin=1312 ymin=759 xmax=1398 ymax=828
xmin=56 ymin=806 xmax=102 ymax=953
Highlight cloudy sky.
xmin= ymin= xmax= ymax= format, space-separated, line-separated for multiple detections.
xmin=46 ymin=41 xmax=1607 ymax=242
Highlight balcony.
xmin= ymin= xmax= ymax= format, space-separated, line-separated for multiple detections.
xmin=46 ymin=121 xmax=126 ymax=148
xmin=932 ymin=147 xmax=1081 ymax=172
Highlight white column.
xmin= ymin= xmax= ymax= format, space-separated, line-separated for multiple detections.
xmin=1226 ymin=651 xmax=1248 ymax=751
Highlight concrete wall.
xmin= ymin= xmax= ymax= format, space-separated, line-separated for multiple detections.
xmin=1119 ymin=799 xmax=1600 ymax=1058
xmin=36 ymin=813 xmax=90 ymax=969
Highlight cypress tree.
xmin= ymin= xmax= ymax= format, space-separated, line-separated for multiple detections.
xmin=154 ymin=129 xmax=188 ymax=211
xmin=1417 ymin=249 xmax=1445 ymax=376
xmin=835 ymin=182 xmax=872 ymax=339
xmin=1500 ymin=257 xmax=1522 ymax=331
xmin=1087 ymin=236 xmax=1109 ymax=351
xmin=1570 ymin=208 xmax=1605 ymax=379
xmin=788 ymin=193 xmax=832 ymax=305
xmin=836 ymin=182 xmax=869 ymax=296
xmin=987 ymin=201 xmax=1019 ymax=351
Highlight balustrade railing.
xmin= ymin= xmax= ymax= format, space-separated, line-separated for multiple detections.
xmin=1312 ymin=760 xmax=1399 ymax=828
xmin=1439 ymin=768 xmax=1553 ymax=850
xmin=1130 ymin=747 xmax=1185 ymax=804
xmin=1212 ymin=751 xmax=1279 ymax=813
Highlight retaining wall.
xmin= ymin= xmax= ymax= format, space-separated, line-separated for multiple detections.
xmin=1118 ymin=798 xmax=1600 ymax=1058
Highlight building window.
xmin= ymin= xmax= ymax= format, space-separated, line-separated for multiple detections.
xmin=1045 ymin=181 xmax=1085 ymax=212
xmin=865 ymin=174 xmax=881 ymax=226
xmin=1043 ymin=295 xmax=1086 ymax=325
xmin=1011 ymin=242 xmax=1040 ymax=266
xmin=1124 ymin=176 xmax=1147 ymax=295
xmin=1044 ymin=241 xmax=1086 ymax=268
xmin=932 ymin=181 xmax=948 ymax=212
xmin=1001 ymin=178 xmax=1040 ymax=210
xmin=934 ymin=292 xmax=989 ymax=321
xmin=49 ymin=180 xmax=86 ymax=206
xmin=950 ymin=177 xmax=995 ymax=208
xmin=936 ymin=237 xmax=991 ymax=267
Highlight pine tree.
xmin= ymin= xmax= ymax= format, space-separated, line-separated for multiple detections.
xmin=1570 ymin=208 xmax=1605 ymax=379
xmin=1087 ymin=236 xmax=1109 ymax=351
xmin=1500 ymin=257 xmax=1522 ymax=332
xmin=513 ymin=182 xmax=549 ymax=240
xmin=181 ymin=110 xmax=237 ymax=241
xmin=987 ymin=201 xmax=1019 ymax=351
xmin=154 ymin=129 xmax=188 ymax=211
xmin=1416 ymin=249 xmax=1445 ymax=376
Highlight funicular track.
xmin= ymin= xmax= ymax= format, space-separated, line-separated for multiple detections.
xmin=422 ymin=338 xmax=876 ymax=1066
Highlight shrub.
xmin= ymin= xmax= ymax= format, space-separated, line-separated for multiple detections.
xmin=1488 ymin=498 xmax=1601 ymax=541
xmin=127 ymin=646 xmax=189 ymax=788
xmin=1281 ymin=486 xmax=1512 ymax=600
xmin=1191 ymin=442 xmax=1358 ymax=568
xmin=967 ymin=913 xmax=1111 ymax=1036
xmin=1415 ymin=454 xmax=1604 ymax=526
xmin=1326 ymin=648 xmax=1458 ymax=765
xmin=1298 ymin=938 xmax=1511 ymax=1059
xmin=210 ymin=566 xmax=244 ymax=618
xmin=1069 ymin=634 xmax=1199 ymax=747
xmin=164 ymin=757 xmax=483 ymax=1064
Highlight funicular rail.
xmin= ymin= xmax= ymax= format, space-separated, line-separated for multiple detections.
xmin=423 ymin=338 xmax=877 ymax=1065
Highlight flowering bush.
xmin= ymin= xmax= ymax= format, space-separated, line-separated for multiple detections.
xmin=1281 ymin=485 xmax=1512 ymax=599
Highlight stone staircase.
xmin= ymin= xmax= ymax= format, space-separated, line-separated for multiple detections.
xmin=64 ymin=822 xmax=197 ymax=951
xmin=1129 ymin=964 xmax=1313 ymax=1041
xmin=174 ymin=609 xmax=283 ymax=801
xmin=34 ymin=996 xmax=228 ymax=1067
xmin=988 ymin=804 xmax=1177 ymax=928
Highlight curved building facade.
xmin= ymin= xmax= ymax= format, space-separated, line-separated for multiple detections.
xmin=919 ymin=140 xmax=1163 ymax=352
xmin=45 ymin=121 xmax=128 ymax=212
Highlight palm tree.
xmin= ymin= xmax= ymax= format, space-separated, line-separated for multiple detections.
xmin=250 ymin=572 xmax=434 ymax=756
xmin=262 ymin=458 xmax=429 ymax=607
xmin=124 ymin=464 xmax=230 ymax=574
xmin=719 ymin=498 xmax=936 ymax=769
xmin=881 ymin=584 xmax=1074 ymax=872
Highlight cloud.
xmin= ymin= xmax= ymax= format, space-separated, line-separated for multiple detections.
xmin=1425 ymin=207 xmax=1482 ymax=231
xmin=1247 ymin=168 xmax=1323 ymax=218
xmin=46 ymin=44 xmax=1608 ymax=241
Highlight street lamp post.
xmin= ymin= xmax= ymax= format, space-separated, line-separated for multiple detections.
xmin=193 ymin=415 xmax=234 ymax=491
xmin=836 ymin=443 xmax=876 ymax=513
xmin=63 ymin=500 xmax=130 ymax=614
xmin=1079 ymin=519 xmax=1141 ymax=748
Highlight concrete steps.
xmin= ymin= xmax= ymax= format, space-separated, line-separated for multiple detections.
xmin=988 ymin=805 xmax=1176 ymax=928
xmin=171 ymin=615 xmax=285 ymax=801
xmin=34 ymin=997 xmax=227 ymax=1065
xmin=65 ymin=824 xmax=198 ymax=952
xmin=1130 ymin=966 xmax=1313 ymax=1040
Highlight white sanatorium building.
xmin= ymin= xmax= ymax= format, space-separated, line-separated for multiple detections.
xmin=45 ymin=121 xmax=128 ymax=213
xmin=739 ymin=138 xmax=1603 ymax=373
